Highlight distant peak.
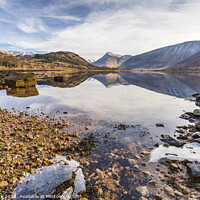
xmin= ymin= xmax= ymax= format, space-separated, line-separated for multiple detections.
xmin=105 ymin=52 xmax=121 ymax=57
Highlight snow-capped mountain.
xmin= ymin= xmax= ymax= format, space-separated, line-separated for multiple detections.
xmin=0 ymin=49 xmax=35 ymax=56
xmin=93 ymin=52 xmax=131 ymax=68
xmin=119 ymin=41 xmax=200 ymax=70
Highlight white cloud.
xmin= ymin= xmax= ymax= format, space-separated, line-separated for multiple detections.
xmin=18 ymin=18 xmax=47 ymax=33
xmin=44 ymin=15 xmax=81 ymax=22
xmin=14 ymin=1 xmax=200 ymax=59
xmin=2 ymin=0 xmax=200 ymax=59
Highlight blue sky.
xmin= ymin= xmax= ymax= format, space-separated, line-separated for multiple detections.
xmin=0 ymin=0 xmax=200 ymax=59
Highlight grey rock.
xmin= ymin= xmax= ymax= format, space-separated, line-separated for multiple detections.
xmin=156 ymin=123 xmax=164 ymax=127
xmin=196 ymin=95 xmax=200 ymax=107
xmin=187 ymin=163 xmax=200 ymax=179
xmin=192 ymin=133 xmax=200 ymax=139
xmin=192 ymin=93 xmax=200 ymax=97
xmin=193 ymin=139 xmax=200 ymax=143
xmin=160 ymin=135 xmax=184 ymax=147
xmin=180 ymin=114 xmax=190 ymax=120
xmin=193 ymin=109 xmax=200 ymax=116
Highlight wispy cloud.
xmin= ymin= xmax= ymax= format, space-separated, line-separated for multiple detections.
xmin=18 ymin=18 xmax=47 ymax=33
xmin=0 ymin=0 xmax=200 ymax=59
xmin=0 ymin=0 xmax=7 ymax=9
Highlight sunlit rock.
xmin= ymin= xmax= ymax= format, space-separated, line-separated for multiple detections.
xmin=5 ymin=74 xmax=37 ymax=88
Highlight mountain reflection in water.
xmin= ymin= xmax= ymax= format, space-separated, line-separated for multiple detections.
xmin=93 ymin=72 xmax=200 ymax=98
xmin=35 ymin=71 xmax=200 ymax=98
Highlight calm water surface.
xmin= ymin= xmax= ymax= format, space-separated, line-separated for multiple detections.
xmin=1 ymin=72 xmax=200 ymax=199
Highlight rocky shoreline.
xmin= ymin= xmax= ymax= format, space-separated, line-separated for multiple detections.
xmin=0 ymin=107 xmax=93 ymax=199
xmin=0 ymin=95 xmax=200 ymax=199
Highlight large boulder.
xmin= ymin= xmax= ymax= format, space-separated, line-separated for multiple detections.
xmin=5 ymin=74 xmax=37 ymax=88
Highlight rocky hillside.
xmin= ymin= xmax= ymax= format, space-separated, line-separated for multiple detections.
xmin=93 ymin=52 xmax=131 ymax=68
xmin=0 ymin=51 xmax=97 ymax=71
xmin=171 ymin=51 xmax=200 ymax=71
xmin=119 ymin=41 xmax=200 ymax=70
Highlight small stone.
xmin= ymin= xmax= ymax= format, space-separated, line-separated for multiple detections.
xmin=60 ymin=186 xmax=73 ymax=200
xmin=156 ymin=123 xmax=164 ymax=127
xmin=193 ymin=109 xmax=200 ymax=116
xmin=192 ymin=133 xmax=200 ymax=139
xmin=136 ymin=186 xmax=149 ymax=196
xmin=96 ymin=168 xmax=104 ymax=179
xmin=139 ymin=197 xmax=148 ymax=200
xmin=180 ymin=113 xmax=190 ymax=120
xmin=66 ymin=155 xmax=72 ymax=161
xmin=161 ymin=135 xmax=183 ymax=147
xmin=11 ymin=177 xmax=18 ymax=184
xmin=164 ymin=185 xmax=175 ymax=197
xmin=177 ymin=184 xmax=189 ymax=194
xmin=98 ymin=188 xmax=103 ymax=196
xmin=187 ymin=163 xmax=200 ymax=179
xmin=154 ymin=194 xmax=163 ymax=200
xmin=128 ymin=158 xmax=137 ymax=166
xmin=134 ymin=165 xmax=139 ymax=169
xmin=149 ymin=180 xmax=156 ymax=186
xmin=0 ymin=181 xmax=8 ymax=188
xmin=174 ymin=190 xmax=182 ymax=196
xmin=196 ymin=122 xmax=200 ymax=130
xmin=170 ymin=163 xmax=179 ymax=172
xmin=135 ymin=155 xmax=141 ymax=159
xmin=163 ymin=143 xmax=170 ymax=147
xmin=143 ymin=171 xmax=151 ymax=176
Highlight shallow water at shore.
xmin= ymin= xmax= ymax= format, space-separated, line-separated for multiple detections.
xmin=0 ymin=71 xmax=200 ymax=199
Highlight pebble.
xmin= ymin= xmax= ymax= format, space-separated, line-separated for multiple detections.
xmin=149 ymin=180 xmax=156 ymax=186
xmin=193 ymin=109 xmax=200 ymax=117
xmin=164 ymin=185 xmax=175 ymax=197
xmin=0 ymin=181 xmax=8 ymax=188
xmin=143 ymin=171 xmax=151 ymax=176
xmin=96 ymin=168 xmax=104 ymax=179
xmin=170 ymin=163 xmax=179 ymax=172
xmin=136 ymin=186 xmax=149 ymax=196
xmin=139 ymin=197 xmax=148 ymax=200
xmin=128 ymin=158 xmax=137 ymax=166
xmin=154 ymin=194 xmax=163 ymax=200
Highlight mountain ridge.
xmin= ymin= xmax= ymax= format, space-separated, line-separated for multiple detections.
xmin=119 ymin=41 xmax=200 ymax=70
xmin=0 ymin=50 xmax=99 ymax=71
